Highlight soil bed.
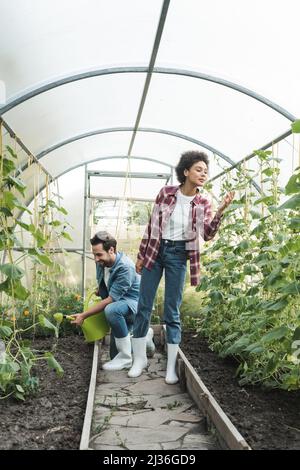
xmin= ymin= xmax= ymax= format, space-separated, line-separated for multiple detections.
xmin=0 ymin=335 xmax=93 ymax=450
xmin=181 ymin=330 xmax=300 ymax=450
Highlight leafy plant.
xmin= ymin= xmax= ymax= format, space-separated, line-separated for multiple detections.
xmin=190 ymin=151 xmax=300 ymax=390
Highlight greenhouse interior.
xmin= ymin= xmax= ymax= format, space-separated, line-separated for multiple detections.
xmin=0 ymin=0 xmax=300 ymax=452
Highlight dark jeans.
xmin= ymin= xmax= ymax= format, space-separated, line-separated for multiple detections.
xmin=104 ymin=301 xmax=134 ymax=359
xmin=133 ymin=239 xmax=187 ymax=344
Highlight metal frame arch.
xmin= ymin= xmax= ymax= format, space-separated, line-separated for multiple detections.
xmin=0 ymin=66 xmax=295 ymax=121
xmin=24 ymin=154 xmax=260 ymax=210
xmin=55 ymin=155 xmax=174 ymax=180
xmin=23 ymin=154 xmax=175 ymax=210
xmin=35 ymin=127 xmax=235 ymax=166
xmin=21 ymin=126 xmax=261 ymax=193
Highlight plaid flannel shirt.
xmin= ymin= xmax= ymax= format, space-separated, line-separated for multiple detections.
xmin=137 ymin=185 xmax=223 ymax=286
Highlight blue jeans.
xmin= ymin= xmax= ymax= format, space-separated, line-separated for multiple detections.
xmin=133 ymin=239 xmax=187 ymax=344
xmin=104 ymin=301 xmax=135 ymax=359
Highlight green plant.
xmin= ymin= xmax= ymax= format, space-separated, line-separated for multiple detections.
xmin=0 ymin=143 xmax=74 ymax=399
xmin=165 ymin=400 xmax=182 ymax=410
xmin=0 ymin=314 xmax=63 ymax=400
xmin=191 ymin=149 xmax=300 ymax=390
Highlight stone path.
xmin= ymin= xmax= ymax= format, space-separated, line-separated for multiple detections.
xmin=89 ymin=346 xmax=219 ymax=450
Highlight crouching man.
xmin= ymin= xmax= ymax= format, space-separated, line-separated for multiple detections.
xmin=71 ymin=231 xmax=154 ymax=371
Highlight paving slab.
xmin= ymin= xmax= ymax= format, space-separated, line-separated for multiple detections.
xmin=172 ymin=411 xmax=204 ymax=422
xmin=124 ymin=377 xmax=182 ymax=396
xmin=161 ymin=440 xmax=183 ymax=450
xmin=91 ymin=424 xmax=189 ymax=447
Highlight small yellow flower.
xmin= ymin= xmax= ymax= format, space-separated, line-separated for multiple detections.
xmin=11 ymin=316 xmax=16 ymax=322
xmin=74 ymin=294 xmax=81 ymax=301
xmin=23 ymin=310 xmax=30 ymax=316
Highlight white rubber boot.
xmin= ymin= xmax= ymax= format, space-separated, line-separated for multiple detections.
xmin=165 ymin=344 xmax=179 ymax=384
xmin=102 ymin=334 xmax=132 ymax=371
xmin=128 ymin=337 xmax=147 ymax=378
xmin=146 ymin=327 xmax=155 ymax=358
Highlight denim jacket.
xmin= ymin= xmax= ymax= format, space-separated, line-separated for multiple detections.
xmin=96 ymin=252 xmax=140 ymax=314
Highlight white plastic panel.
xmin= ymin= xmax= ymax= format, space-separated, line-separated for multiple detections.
xmin=156 ymin=0 xmax=300 ymax=117
xmin=139 ymin=74 xmax=290 ymax=162
xmin=41 ymin=132 xmax=132 ymax=178
xmin=0 ymin=0 xmax=162 ymax=98
xmin=4 ymin=73 xmax=146 ymax=157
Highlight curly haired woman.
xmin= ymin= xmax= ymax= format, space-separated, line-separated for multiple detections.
xmin=128 ymin=150 xmax=235 ymax=384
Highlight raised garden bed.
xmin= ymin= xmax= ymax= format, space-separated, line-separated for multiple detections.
xmin=181 ymin=330 xmax=300 ymax=450
xmin=0 ymin=335 xmax=93 ymax=450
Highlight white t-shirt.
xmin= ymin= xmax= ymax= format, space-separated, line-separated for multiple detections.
xmin=162 ymin=190 xmax=194 ymax=240
xmin=104 ymin=267 xmax=111 ymax=288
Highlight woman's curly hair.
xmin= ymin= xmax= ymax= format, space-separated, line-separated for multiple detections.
xmin=175 ymin=151 xmax=209 ymax=184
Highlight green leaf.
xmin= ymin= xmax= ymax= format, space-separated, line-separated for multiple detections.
xmin=224 ymin=332 xmax=239 ymax=341
xmin=0 ymin=325 xmax=13 ymax=338
xmin=14 ymin=392 xmax=25 ymax=401
xmin=5 ymin=176 xmax=26 ymax=196
xmin=253 ymin=150 xmax=272 ymax=160
xmin=61 ymin=231 xmax=72 ymax=241
xmin=28 ymin=248 xmax=53 ymax=266
xmin=277 ymin=282 xmax=300 ymax=295
xmin=224 ymin=335 xmax=250 ymax=354
xmin=250 ymin=210 xmax=261 ymax=219
xmin=44 ymin=352 xmax=64 ymax=376
xmin=280 ymin=239 xmax=300 ymax=256
xmin=196 ymin=275 xmax=209 ymax=291
xmin=254 ymin=195 xmax=275 ymax=206
xmin=16 ymin=384 xmax=25 ymax=393
xmin=262 ymin=168 xmax=274 ymax=176
xmin=243 ymin=264 xmax=257 ymax=275
xmin=49 ymin=220 xmax=61 ymax=227
xmin=247 ymin=286 xmax=259 ymax=296
xmin=0 ymin=263 xmax=24 ymax=280
xmin=14 ymin=203 xmax=32 ymax=214
xmin=57 ymin=206 xmax=68 ymax=215
xmin=15 ymin=220 xmax=30 ymax=231
xmin=260 ymin=297 xmax=289 ymax=312
xmin=2 ymin=191 xmax=17 ymax=210
xmin=292 ymin=327 xmax=300 ymax=342
xmin=0 ymin=279 xmax=29 ymax=300
xmin=245 ymin=342 xmax=264 ymax=354
xmin=291 ymin=119 xmax=300 ymax=133
xmin=44 ymin=200 xmax=58 ymax=209
xmin=209 ymin=290 xmax=224 ymax=303
xmin=6 ymin=145 xmax=18 ymax=159
xmin=1 ymin=158 xmax=15 ymax=176
xmin=278 ymin=194 xmax=300 ymax=211
xmin=38 ymin=315 xmax=58 ymax=337
xmin=288 ymin=217 xmax=300 ymax=230
xmin=0 ymin=207 xmax=13 ymax=217
xmin=265 ymin=267 xmax=282 ymax=286
xmin=285 ymin=171 xmax=300 ymax=195
xmin=251 ymin=223 xmax=264 ymax=237
xmin=13 ymin=281 xmax=30 ymax=300
xmin=261 ymin=326 xmax=289 ymax=343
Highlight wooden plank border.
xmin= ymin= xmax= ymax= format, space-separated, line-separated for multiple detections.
xmin=177 ymin=347 xmax=251 ymax=450
xmin=79 ymin=340 xmax=100 ymax=450
xmin=160 ymin=324 xmax=250 ymax=449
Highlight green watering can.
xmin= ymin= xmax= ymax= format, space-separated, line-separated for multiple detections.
xmin=81 ymin=311 xmax=110 ymax=343
xmin=81 ymin=290 xmax=110 ymax=342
